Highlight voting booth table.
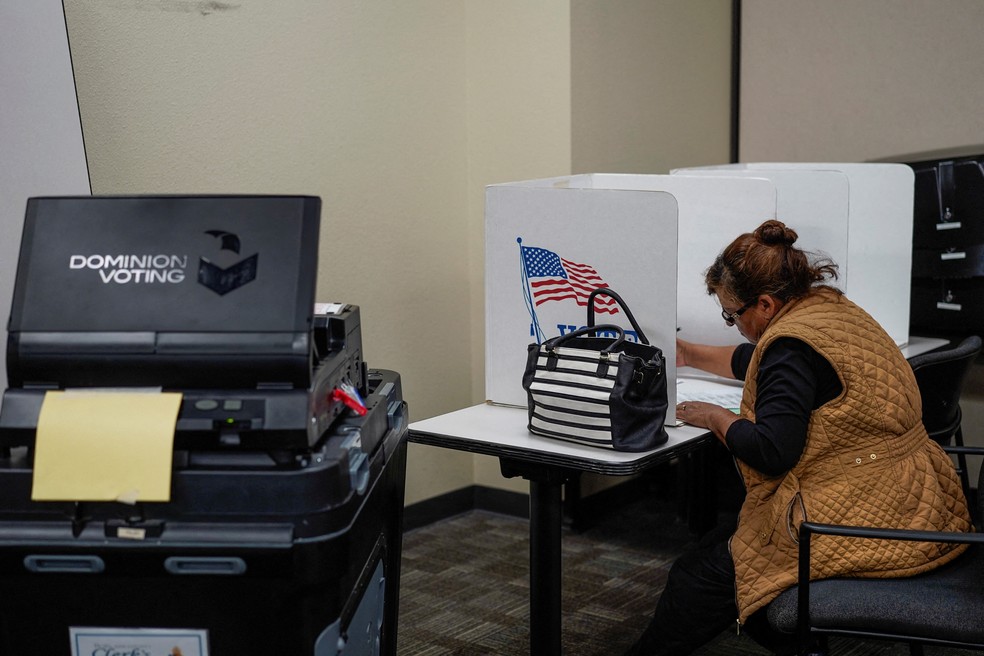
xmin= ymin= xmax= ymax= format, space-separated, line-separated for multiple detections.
xmin=0 ymin=196 xmax=408 ymax=656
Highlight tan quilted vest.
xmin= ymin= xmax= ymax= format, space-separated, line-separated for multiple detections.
xmin=730 ymin=288 xmax=972 ymax=623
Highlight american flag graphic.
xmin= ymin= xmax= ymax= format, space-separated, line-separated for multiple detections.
xmin=520 ymin=245 xmax=618 ymax=314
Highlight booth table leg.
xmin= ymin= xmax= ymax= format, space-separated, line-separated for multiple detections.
xmin=500 ymin=458 xmax=577 ymax=656
xmin=530 ymin=476 xmax=563 ymax=656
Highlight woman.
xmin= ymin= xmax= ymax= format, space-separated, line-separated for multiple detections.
xmin=626 ymin=220 xmax=971 ymax=655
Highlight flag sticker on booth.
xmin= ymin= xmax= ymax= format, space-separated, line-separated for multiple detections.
xmin=518 ymin=237 xmax=618 ymax=342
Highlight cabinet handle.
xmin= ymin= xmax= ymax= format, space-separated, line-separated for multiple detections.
xmin=940 ymin=251 xmax=966 ymax=261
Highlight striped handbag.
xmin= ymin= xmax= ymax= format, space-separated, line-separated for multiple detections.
xmin=521 ymin=289 xmax=668 ymax=452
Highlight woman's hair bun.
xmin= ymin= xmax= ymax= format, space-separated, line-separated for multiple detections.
xmin=755 ymin=219 xmax=797 ymax=247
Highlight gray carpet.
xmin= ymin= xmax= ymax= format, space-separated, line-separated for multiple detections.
xmin=397 ymin=501 xmax=977 ymax=655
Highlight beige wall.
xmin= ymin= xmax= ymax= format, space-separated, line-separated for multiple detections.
xmin=740 ymin=0 xmax=984 ymax=162
xmin=572 ymin=0 xmax=733 ymax=174
xmin=469 ymin=0 xmax=734 ymax=493
xmin=63 ymin=0 xmax=481 ymax=505
xmin=568 ymin=0 xmax=734 ymax=495
xmin=465 ymin=2 xmax=573 ymax=494
xmin=739 ymin=0 xmax=984 ymax=484
xmin=60 ymin=1 xmax=732 ymax=505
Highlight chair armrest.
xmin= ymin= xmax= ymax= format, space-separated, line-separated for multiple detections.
xmin=795 ymin=443 xmax=984 ymax=647
xmin=800 ymin=522 xmax=984 ymax=545
xmin=943 ymin=444 xmax=984 ymax=457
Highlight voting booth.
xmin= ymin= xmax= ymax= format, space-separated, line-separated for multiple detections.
xmin=0 ymin=196 xmax=408 ymax=656
xmin=486 ymin=165 xmax=916 ymax=425
xmin=485 ymin=179 xmax=680 ymax=419
xmin=673 ymin=163 xmax=915 ymax=347
xmin=485 ymin=173 xmax=780 ymax=422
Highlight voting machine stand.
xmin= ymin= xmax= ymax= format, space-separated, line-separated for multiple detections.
xmin=0 ymin=196 xmax=408 ymax=656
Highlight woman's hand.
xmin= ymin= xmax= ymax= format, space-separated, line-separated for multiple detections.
xmin=675 ymin=399 xmax=714 ymax=427
xmin=675 ymin=400 xmax=740 ymax=445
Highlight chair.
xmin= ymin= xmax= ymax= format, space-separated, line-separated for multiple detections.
xmin=767 ymin=446 xmax=984 ymax=655
xmin=765 ymin=336 xmax=984 ymax=655
xmin=908 ymin=334 xmax=982 ymax=501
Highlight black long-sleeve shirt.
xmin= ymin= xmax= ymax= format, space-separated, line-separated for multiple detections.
xmin=724 ymin=338 xmax=843 ymax=476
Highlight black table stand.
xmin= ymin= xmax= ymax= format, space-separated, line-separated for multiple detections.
xmin=500 ymin=457 xmax=580 ymax=656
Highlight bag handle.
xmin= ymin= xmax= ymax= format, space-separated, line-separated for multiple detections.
xmin=586 ymin=288 xmax=650 ymax=345
xmin=545 ymin=324 xmax=626 ymax=354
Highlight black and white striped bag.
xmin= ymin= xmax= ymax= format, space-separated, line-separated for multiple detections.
xmin=522 ymin=289 xmax=668 ymax=452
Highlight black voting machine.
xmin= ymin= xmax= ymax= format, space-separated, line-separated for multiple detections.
xmin=0 ymin=196 xmax=408 ymax=655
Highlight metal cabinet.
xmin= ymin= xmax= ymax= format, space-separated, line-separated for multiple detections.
xmin=909 ymin=151 xmax=984 ymax=335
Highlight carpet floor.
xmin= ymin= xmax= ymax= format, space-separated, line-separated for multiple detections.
xmin=397 ymin=491 xmax=977 ymax=656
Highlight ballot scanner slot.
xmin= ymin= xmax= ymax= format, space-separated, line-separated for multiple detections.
xmin=14 ymin=332 xmax=308 ymax=353
xmin=13 ymin=332 xmax=156 ymax=354
xmin=9 ymin=332 xmax=312 ymax=387
xmin=157 ymin=332 xmax=309 ymax=354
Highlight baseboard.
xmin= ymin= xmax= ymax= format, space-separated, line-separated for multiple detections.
xmin=567 ymin=461 xmax=683 ymax=532
xmin=403 ymin=460 xmax=972 ymax=535
xmin=402 ymin=485 xmax=529 ymax=531
xmin=474 ymin=485 xmax=531 ymax=518
xmin=401 ymin=467 xmax=674 ymax=532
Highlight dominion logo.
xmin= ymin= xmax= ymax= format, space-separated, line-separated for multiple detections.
xmin=197 ymin=229 xmax=258 ymax=295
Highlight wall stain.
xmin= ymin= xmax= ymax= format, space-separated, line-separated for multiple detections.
xmin=150 ymin=1 xmax=241 ymax=17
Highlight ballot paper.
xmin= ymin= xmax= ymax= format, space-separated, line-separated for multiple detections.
xmin=31 ymin=390 xmax=182 ymax=502
xmin=676 ymin=376 xmax=743 ymax=412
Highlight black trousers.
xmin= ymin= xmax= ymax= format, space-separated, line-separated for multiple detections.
xmin=626 ymin=522 xmax=799 ymax=656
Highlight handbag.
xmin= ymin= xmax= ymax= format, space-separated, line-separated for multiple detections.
xmin=521 ymin=288 xmax=669 ymax=452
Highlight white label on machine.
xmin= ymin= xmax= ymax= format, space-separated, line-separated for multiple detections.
xmin=70 ymin=627 xmax=209 ymax=656
xmin=314 ymin=302 xmax=346 ymax=315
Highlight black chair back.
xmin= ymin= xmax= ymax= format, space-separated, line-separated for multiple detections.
xmin=908 ymin=335 xmax=981 ymax=446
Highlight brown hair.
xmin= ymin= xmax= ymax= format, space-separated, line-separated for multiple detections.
xmin=704 ymin=219 xmax=840 ymax=304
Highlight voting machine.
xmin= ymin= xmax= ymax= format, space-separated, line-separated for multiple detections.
xmin=0 ymin=196 xmax=408 ymax=655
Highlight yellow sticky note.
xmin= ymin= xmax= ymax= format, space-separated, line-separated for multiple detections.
xmin=32 ymin=391 xmax=183 ymax=502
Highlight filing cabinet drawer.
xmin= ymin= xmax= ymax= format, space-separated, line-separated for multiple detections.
xmin=912 ymin=159 xmax=984 ymax=249
xmin=910 ymin=277 xmax=984 ymax=333
xmin=912 ymin=243 xmax=984 ymax=277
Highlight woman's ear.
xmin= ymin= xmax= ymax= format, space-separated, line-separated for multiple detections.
xmin=758 ymin=294 xmax=782 ymax=318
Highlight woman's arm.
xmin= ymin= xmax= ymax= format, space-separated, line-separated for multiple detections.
xmin=676 ymin=338 xmax=739 ymax=379
xmin=725 ymin=339 xmax=837 ymax=475
xmin=675 ymin=338 xmax=744 ymax=442
xmin=679 ymin=338 xmax=838 ymax=476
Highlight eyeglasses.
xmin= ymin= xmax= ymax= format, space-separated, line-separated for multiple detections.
xmin=721 ymin=298 xmax=757 ymax=326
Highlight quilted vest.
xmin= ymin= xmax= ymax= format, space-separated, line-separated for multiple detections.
xmin=730 ymin=287 xmax=972 ymax=623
